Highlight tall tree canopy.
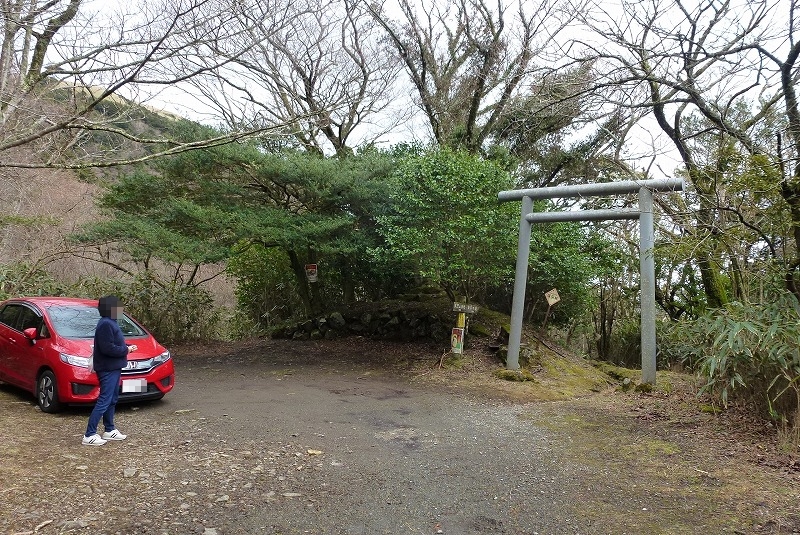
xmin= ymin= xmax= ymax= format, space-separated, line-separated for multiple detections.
xmin=374 ymin=147 xmax=519 ymax=302
xmin=368 ymin=0 xmax=577 ymax=153
xmin=72 ymin=122 xmax=398 ymax=315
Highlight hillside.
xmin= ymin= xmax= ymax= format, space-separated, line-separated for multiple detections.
xmin=0 ymin=95 xmax=237 ymax=303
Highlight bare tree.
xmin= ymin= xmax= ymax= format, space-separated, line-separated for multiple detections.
xmin=757 ymin=1 xmax=800 ymax=300
xmin=0 ymin=0 xmax=276 ymax=169
xmin=575 ymin=0 xmax=785 ymax=307
xmin=180 ymin=0 xmax=405 ymax=156
xmin=367 ymin=0 xmax=575 ymax=153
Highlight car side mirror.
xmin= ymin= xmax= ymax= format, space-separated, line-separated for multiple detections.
xmin=23 ymin=327 xmax=38 ymax=344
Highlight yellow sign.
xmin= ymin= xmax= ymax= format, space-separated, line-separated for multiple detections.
xmin=545 ymin=288 xmax=561 ymax=306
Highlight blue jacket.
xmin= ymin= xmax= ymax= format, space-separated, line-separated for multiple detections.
xmin=93 ymin=316 xmax=129 ymax=372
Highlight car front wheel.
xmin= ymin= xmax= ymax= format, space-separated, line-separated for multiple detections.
xmin=36 ymin=370 xmax=64 ymax=413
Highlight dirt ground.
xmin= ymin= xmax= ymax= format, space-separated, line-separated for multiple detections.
xmin=1 ymin=337 xmax=799 ymax=535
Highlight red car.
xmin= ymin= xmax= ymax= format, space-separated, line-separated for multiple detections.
xmin=0 ymin=297 xmax=174 ymax=412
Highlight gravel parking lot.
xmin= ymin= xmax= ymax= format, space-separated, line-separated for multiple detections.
xmin=1 ymin=338 xmax=798 ymax=534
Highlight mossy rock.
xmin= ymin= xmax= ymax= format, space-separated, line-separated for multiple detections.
xmin=495 ymin=345 xmax=508 ymax=364
xmin=590 ymin=360 xmax=639 ymax=382
xmin=468 ymin=322 xmax=492 ymax=337
xmin=323 ymin=329 xmax=338 ymax=340
xmin=440 ymin=354 xmax=465 ymax=369
xmin=269 ymin=326 xmax=290 ymax=339
xmin=328 ymin=311 xmax=346 ymax=329
xmin=497 ymin=323 xmax=511 ymax=344
xmin=519 ymin=345 xmax=540 ymax=367
xmin=494 ymin=369 xmax=536 ymax=382
xmin=699 ymin=403 xmax=722 ymax=414
xmin=491 ymin=345 xmax=537 ymax=368
xmin=619 ymin=377 xmax=635 ymax=392
xmin=418 ymin=284 xmax=445 ymax=295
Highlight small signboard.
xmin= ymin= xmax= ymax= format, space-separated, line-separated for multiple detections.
xmin=305 ymin=264 xmax=318 ymax=283
xmin=452 ymin=302 xmax=479 ymax=314
xmin=451 ymin=328 xmax=464 ymax=354
xmin=545 ymin=288 xmax=561 ymax=306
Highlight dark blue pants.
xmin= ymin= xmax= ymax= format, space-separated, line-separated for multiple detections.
xmin=85 ymin=369 xmax=121 ymax=437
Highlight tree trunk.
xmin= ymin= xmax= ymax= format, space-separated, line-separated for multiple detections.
xmin=649 ymin=90 xmax=730 ymax=309
xmin=778 ymin=39 xmax=800 ymax=301
xmin=594 ymin=281 xmax=615 ymax=360
xmin=780 ymin=180 xmax=800 ymax=299
xmin=342 ymin=267 xmax=356 ymax=305
xmin=288 ymin=250 xmax=324 ymax=316
xmin=692 ymin=195 xmax=730 ymax=308
xmin=25 ymin=0 xmax=82 ymax=85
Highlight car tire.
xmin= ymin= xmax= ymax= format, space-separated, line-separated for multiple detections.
xmin=36 ymin=370 xmax=64 ymax=413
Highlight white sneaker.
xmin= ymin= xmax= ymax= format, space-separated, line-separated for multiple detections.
xmin=82 ymin=434 xmax=107 ymax=446
xmin=102 ymin=429 xmax=127 ymax=441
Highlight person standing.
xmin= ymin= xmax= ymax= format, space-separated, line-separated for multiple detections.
xmin=82 ymin=295 xmax=137 ymax=446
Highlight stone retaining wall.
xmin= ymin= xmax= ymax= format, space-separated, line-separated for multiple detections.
xmin=271 ymin=302 xmax=453 ymax=342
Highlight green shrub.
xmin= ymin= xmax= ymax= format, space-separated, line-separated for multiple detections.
xmin=0 ymin=266 xmax=218 ymax=344
xmin=223 ymin=307 xmax=262 ymax=341
xmin=71 ymin=274 xmax=219 ymax=344
xmin=123 ymin=276 xmax=219 ymax=344
xmin=226 ymin=243 xmax=304 ymax=330
xmin=658 ymin=319 xmax=705 ymax=370
xmin=603 ymin=318 xmax=641 ymax=368
xmin=0 ymin=262 xmax=65 ymax=299
xmin=664 ymin=294 xmax=800 ymax=433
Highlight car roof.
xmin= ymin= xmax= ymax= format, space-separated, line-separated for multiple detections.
xmin=6 ymin=297 xmax=99 ymax=307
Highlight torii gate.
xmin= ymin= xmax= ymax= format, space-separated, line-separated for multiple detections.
xmin=498 ymin=178 xmax=684 ymax=385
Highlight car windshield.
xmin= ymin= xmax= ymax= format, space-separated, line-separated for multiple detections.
xmin=46 ymin=304 xmax=147 ymax=339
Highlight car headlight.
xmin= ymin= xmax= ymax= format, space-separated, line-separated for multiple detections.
xmin=60 ymin=353 xmax=91 ymax=368
xmin=153 ymin=350 xmax=171 ymax=365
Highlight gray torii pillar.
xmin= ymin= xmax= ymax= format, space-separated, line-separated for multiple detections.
xmin=498 ymin=178 xmax=684 ymax=385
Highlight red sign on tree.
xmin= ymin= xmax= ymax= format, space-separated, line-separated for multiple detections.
xmin=305 ymin=264 xmax=318 ymax=283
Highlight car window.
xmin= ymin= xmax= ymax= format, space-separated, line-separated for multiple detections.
xmin=17 ymin=306 xmax=43 ymax=332
xmin=0 ymin=304 xmax=22 ymax=329
xmin=46 ymin=304 xmax=147 ymax=338
xmin=117 ymin=315 xmax=147 ymax=337
xmin=0 ymin=304 xmax=43 ymax=333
